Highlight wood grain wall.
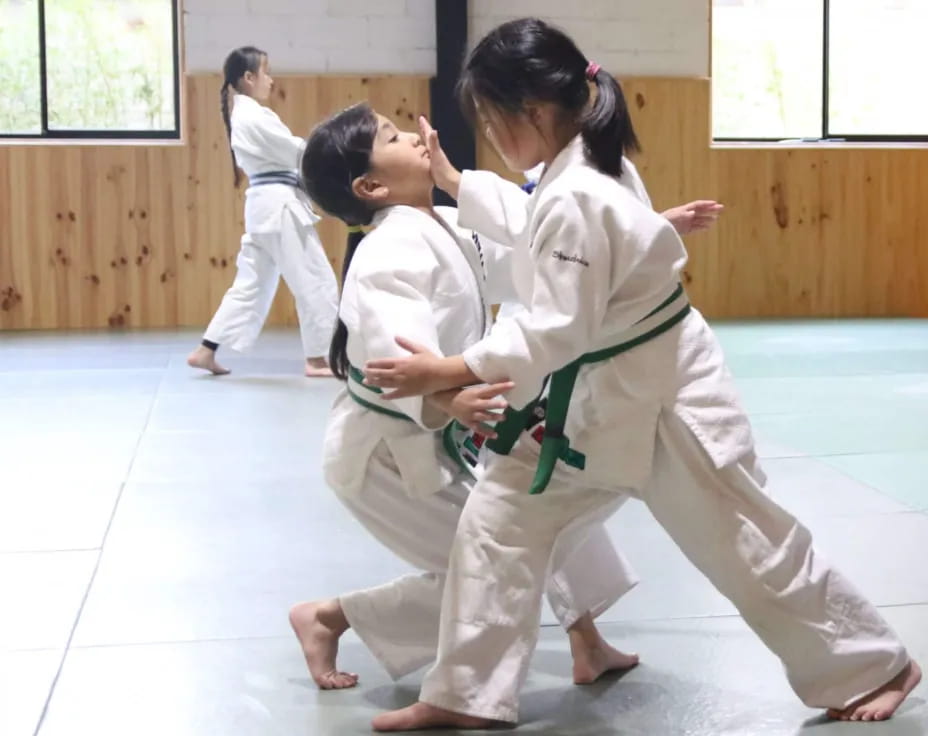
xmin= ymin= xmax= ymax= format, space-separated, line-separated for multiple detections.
xmin=0 ymin=75 xmax=430 ymax=330
xmin=2 ymin=75 xmax=927 ymax=331
xmin=479 ymin=77 xmax=928 ymax=318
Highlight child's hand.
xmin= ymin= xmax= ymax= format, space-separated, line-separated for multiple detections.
xmin=662 ymin=200 xmax=724 ymax=235
xmin=364 ymin=337 xmax=446 ymax=398
xmin=447 ymin=383 xmax=513 ymax=436
xmin=418 ymin=116 xmax=461 ymax=199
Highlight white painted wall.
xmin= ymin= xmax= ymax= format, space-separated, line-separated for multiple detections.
xmin=183 ymin=0 xmax=708 ymax=76
xmin=470 ymin=0 xmax=708 ymax=76
xmin=184 ymin=0 xmax=437 ymax=74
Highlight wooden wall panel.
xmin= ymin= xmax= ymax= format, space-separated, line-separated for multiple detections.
xmin=0 ymin=75 xmax=430 ymax=330
xmin=478 ymin=77 xmax=928 ymax=318
xmin=2 ymin=74 xmax=927 ymax=330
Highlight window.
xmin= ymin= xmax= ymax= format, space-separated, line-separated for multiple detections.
xmin=0 ymin=0 xmax=180 ymax=139
xmin=712 ymin=0 xmax=928 ymax=141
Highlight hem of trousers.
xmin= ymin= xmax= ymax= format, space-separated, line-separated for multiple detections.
xmin=339 ymin=593 xmax=426 ymax=682
xmin=818 ymin=651 xmax=912 ymax=710
xmin=553 ymin=576 xmax=640 ymax=631
xmin=418 ymin=690 xmax=518 ymax=725
xmin=201 ymin=332 xmax=257 ymax=355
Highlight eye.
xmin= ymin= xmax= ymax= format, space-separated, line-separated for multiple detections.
xmin=389 ymin=134 xmax=399 ymax=143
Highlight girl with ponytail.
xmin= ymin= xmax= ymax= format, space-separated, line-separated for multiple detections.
xmin=188 ymin=47 xmax=339 ymax=377
xmin=287 ymin=103 xmax=640 ymax=695
xmin=363 ymin=18 xmax=917 ymax=731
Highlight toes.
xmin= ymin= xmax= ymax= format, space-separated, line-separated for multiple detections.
xmin=318 ymin=670 xmax=358 ymax=690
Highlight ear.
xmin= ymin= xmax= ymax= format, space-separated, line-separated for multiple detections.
xmin=352 ymin=174 xmax=389 ymax=204
xmin=525 ymin=104 xmax=545 ymax=128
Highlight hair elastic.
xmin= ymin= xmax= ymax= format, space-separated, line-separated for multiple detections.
xmin=585 ymin=61 xmax=601 ymax=80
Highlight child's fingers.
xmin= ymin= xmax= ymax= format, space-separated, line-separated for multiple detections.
xmin=364 ymin=358 xmax=400 ymax=370
xmin=394 ymin=336 xmax=427 ymax=354
xmin=476 ymin=422 xmax=498 ymax=438
xmin=475 ymin=398 xmax=508 ymax=411
xmin=418 ymin=115 xmax=433 ymax=139
xmin=363 ymin=371 xmax=400 ymax=387
xmin=484 ymin=381 xmax=515 ymax=395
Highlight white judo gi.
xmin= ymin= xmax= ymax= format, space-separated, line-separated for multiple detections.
xmin=203 ymin=94 xmax=338 ymax=358
xmin=322 ymin=204 xmax=638 ymax=680
xmin=414 ymin=137 xmax=909 ymax=722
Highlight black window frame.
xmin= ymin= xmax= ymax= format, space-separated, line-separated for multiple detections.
xmin=0 ymin=0 xmax=181 ymax=141
xmin=714 ymin=0 xmax=928 ymax=143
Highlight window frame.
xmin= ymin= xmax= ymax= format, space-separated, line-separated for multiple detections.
xmin=713 ymin=0 xmax=928 ymax=144
xmin=0 ymin=0 xmax=181 ymax=141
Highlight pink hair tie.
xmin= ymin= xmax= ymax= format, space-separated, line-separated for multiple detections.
xmin=585 ymin=61 xmax=601 ymax=80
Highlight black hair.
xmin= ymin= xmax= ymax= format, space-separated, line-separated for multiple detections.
xmin=300 ymin=103 xmax=380 ymax=381
xmin=221 ymin=46 xmax=266 ymax=188
xmin=458 ymin=17 xmax=640 ymax=178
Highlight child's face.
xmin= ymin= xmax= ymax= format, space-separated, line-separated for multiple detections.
xmin=243 ymin=55 xmax=274 ymax=102
xmin=366 ymin=114 xmax=432 ymax=203
xmin=476 ymin=100 xmax=544 ymax=173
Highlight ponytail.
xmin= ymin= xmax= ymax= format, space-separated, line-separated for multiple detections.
xmin=459 ymin=18 xmax=641 ymax=179
xmin=581 ymin=69 xmax=640 ymax=178
xmin=220 ymin=82 xmax=241 ymax=188
xmin=220 ymin=45 xmax=266 ymax=188
xmin=300 ymin=104 xmax=381 ymax=383
xmin=328 ymin=228 xmax=367 ymax=381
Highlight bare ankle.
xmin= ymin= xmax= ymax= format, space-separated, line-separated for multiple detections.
xmin=318 ymin=599 xmax=350 ymax=635
xmin=568 ymin=612 xmax=603 ymax=648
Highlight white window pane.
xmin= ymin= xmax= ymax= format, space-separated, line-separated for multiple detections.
xmin=712 ymin=0 xmax=824 ymax=139
xmin=0 ymin=0 xmax=41 ymax=134
xmin=829 ymin=0 xmax=928 ymax=136
xmin=45 ymin=0 xmax=177 ymax=132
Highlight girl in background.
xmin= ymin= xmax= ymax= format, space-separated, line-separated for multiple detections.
xmin=187 ymin=46 xmax=338 ymax=377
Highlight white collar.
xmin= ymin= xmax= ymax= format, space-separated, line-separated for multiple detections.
xmin=533 ymin=135 xmax=587 ymax=198
xmin=233 ymin=94 xmax=261 ymax=108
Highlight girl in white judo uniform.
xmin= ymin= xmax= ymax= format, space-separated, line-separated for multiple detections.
xmin=286 ymin=103 xmax=641 ymax=691
xmin=496 ymin=162 xmax=721 ymax=322
xmin=186 ymin=47 xmax=339 ymax=377
xmin=363 ymin=18 xmax=920 ymax=730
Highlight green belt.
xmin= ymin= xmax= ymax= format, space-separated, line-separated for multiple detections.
xmin=346 ymin=364 xmax=410 ymax=421
xmin=487 ymin=283 xmax=692 ymax=495
xmin=346 ymin=364 xmax=476 ymax=475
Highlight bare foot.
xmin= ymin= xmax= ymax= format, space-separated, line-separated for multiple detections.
xmin=187 ymin=345 xmax=230 ymax=375
xmin=567 ymin=612 xmax=639 ymax=685
xmin=572 ymin=640 xmax=640 ymax=685
xmin=372 ymin=702 xmax=497 ymax=732
xmin=827 ymin=660 xmax=921 ymax=722
xmin=288 ymin=599 xmax=358 ymax=690
xmin=305 ymin=357 xmax=333 ymax=378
